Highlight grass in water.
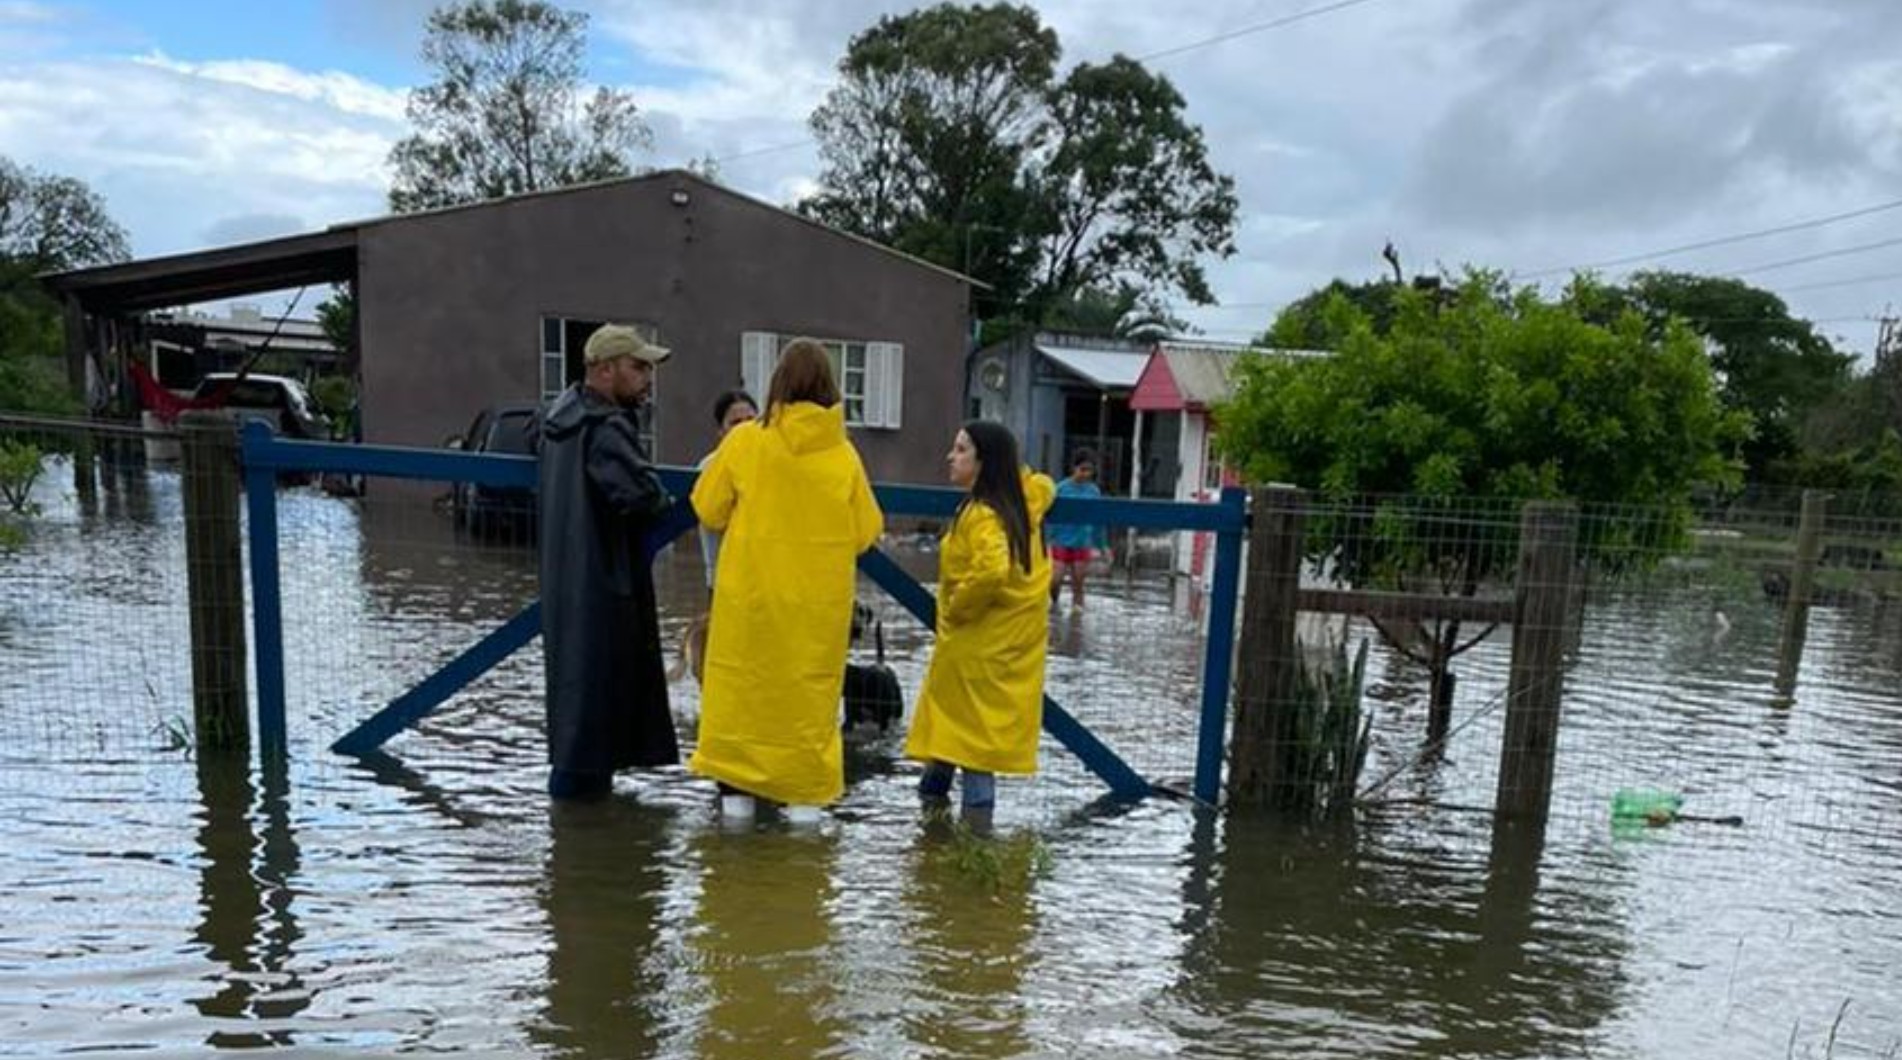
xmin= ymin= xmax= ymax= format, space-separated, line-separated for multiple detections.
xmin=926 ymin=806 xmax=1053 ymax=897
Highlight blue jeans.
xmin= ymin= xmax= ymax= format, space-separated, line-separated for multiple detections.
xmin=918 ymin=760 xmax=996 ymax=808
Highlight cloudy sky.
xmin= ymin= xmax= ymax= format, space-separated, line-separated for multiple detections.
xmin=4 ymin=0 xmax=1901 ymax=356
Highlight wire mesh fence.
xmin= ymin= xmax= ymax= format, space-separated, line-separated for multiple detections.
xmin=7 ymin=409 xmax=1900 ymax=842
xmin=0 ymin=414 xmax=201 ymax=782
xmin=1231 ymin=487 xmax=1902 ymax=846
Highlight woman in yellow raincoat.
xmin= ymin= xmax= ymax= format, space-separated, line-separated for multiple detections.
xmin=690 ymin=339 xmax=883 ymax=816
xmin=905 ymin=420 xmax=1055 ymax=811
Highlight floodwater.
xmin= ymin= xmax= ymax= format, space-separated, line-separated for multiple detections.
xmin=2 ymin=460 xmax=1900 ymax=1058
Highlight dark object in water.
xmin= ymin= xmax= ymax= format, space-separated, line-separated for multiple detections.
xmin=842 ymin=616 xmax=903 ymax=733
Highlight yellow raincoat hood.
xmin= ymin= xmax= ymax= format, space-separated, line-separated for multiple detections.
xmin=689 ymin=401 xmax=884 ymax=805
xmin=905 ymin=467 xmax=1056 ymax=776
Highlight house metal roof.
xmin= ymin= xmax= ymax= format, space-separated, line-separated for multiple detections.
xmin=1035 ymin=343 xmax=1151 ymax=390
xmin=1132 ymin=342 xmax=1329 ymax=412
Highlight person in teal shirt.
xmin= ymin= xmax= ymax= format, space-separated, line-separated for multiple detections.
xmin=1046 ymin=451 xmax=1109 ymax=609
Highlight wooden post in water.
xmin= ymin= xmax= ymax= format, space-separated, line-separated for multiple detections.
xmin=62 ymin=296 xmax=98 ymax=508
xmin=1495 ymin=502 xmax=1577 ymax=822
xmin=1773 ymin=489 xmax=1830 ymax=706
xmin=1228 ymin=486 xmax=1304 ymax=808
xmin=180 ymin=413 xmax=249 ymax=754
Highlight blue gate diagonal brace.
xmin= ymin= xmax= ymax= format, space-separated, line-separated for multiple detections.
xmin=331 ymin=602 xmax=542 ymax=756
xmin=855 ymin=548 xmax=1151 ymax=800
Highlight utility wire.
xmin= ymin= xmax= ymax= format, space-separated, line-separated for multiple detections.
xmin=1730 ymin=235 xmax=1902 ymax=277
xmin=711 ymin=0 xmax=1392 ymax=168
xmin=1518 ymin=197 xmax=1902 ymax=279
xmin=1780 ymin=269 xmax=1902 ymax=294
xmin=1136 ymin=0 xmax=1388 ymax=63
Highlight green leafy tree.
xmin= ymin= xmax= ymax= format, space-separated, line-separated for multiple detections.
xmin=1 ymin=157 xmax=124 ymax=414
xmin=388 ymin=0 xmax=651 ymax=212
xmin=1038 ymin=282 xmax=1183 ymax=340
xmin=1 ymin=157 xmax=131 ymax=271
xmin=315 ymin=284 xmax=356 ymax=370
xmin=1610 ymin=271 xmax=1853 ymax=480
xmin=1031 ymin=55 xmax=1237 ymax=309
xmin=804 ymin=3 xmax=1236 ymax=323
xmin=1223 ymin=273 xmax=1746 ymax=717
xmin=805 ymin=2 xmax=1054 ymax=313
xmin=1258 ymin=278 xmax=1404 ymax=349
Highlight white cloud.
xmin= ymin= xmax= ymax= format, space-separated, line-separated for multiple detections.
xmin=0 ymin=55 xmax=397 ymax=258
xmin=0 ymin=1 xmax=56 ymax=24
xmin=131 ymin=51 xmax=409 ymax=122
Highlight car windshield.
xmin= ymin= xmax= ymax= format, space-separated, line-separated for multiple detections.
xmin=491 ymin=412 xmax=536 ymax=455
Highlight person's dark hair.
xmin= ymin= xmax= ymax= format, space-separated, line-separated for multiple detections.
xmin=1070 ymin=449 xmax=1096 ymax=472
xmin=711 ymin=389 xmax=757 ymax=425
xmin=960 ymin=419 xmax=1033 ymax=573
xmin=762 ymin=338 xmax=840 ymax=425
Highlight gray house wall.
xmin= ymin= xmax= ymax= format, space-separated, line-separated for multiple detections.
xmin=356 ymin=172 xmax=972 ymax=484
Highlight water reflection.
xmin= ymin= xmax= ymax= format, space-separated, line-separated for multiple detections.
xmin=1173 ymin=808 xmax=1626 ymax=1058
xmin=355 ymin=498 xmax=537 ymax=625
xmin=900 ymin=814 xmax=1038 ymax=1060
xmin=190 ymin=754 xmax=307 ymax=1047
xmin=535 ymin=797 xmax=674 ymax=1059
xmin=690 ymin=827 xmax=844 ymax=1060
xmin=349 ymin=749 xmax=496 ymax=830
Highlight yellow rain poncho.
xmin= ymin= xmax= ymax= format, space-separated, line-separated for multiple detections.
xmin=689 ymin=402 xmax=883 ymax=805
xmin=905 ymin=469 xmax=1056 ymax=775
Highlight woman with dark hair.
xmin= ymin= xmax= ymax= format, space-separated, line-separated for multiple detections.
xmin=690 ymin=339 xmax=883 ymax=822
xmin=697 ymin=389 xmax=758 ymax=589
xmin=905 ymin=420 xmax=1056 ymax=814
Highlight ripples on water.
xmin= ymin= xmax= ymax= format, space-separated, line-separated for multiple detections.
xmin=1 ymin=465 xmax=1899 ymax=1057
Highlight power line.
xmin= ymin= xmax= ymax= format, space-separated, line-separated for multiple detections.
xmin=1779 ymin=269 xmax=1902 ymax=294
xmin=1181 ymin=267 xmax=1902 ymax=323
xmin=1731 ymin=234 xmax=1902 ymax=277
xmin=1518 ymin=197 xmax=1902 ymax=279
xmin=1183 ymin=311 xmax=1886 ymax=335
xmin=1136 ymin=0 xmax=1389 ymax=63
xmin=712 ymin=0 xmax=1391 ymax=168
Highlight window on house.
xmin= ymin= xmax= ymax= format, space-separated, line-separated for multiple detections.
xmin=541 ymin=315 xmax=661 ymax=451
xmin=739 ymin=331 xmax=904 ymax=429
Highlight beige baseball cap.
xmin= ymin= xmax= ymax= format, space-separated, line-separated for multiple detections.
xmin=583 ymin=324 xmax=671 ymax=366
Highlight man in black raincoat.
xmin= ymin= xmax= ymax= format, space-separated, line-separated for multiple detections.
xmin=531 ymin=324 xmax=678 ymax=799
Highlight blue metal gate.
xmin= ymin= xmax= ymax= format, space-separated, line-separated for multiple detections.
xmin=239 ymin=422 xmax=1245 ymax=802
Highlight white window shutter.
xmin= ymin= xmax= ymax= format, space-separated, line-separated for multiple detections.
xmin=859 ymin=346 xmax=885 ymax=429
xmin=741 ymin=331 xmax=777 ymax=402
xmin=869 ymin=342 xmax=903 ymax=428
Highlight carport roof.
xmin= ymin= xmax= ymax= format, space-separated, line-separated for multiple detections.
xmin=40 ymin=227 xmax=360 ymax=314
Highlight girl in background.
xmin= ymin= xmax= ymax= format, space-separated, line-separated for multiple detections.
xmin=1046 ymin=451 xmax=1109 ymax=609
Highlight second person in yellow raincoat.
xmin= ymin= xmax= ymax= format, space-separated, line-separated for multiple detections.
xmin=905 ymin=420 xmax=1055 ymax=811
xmin=690 ymin=339 xmax=884 ymax=816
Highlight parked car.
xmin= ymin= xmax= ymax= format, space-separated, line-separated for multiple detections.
xmin=448 ymin=403 xmax=540 ymax=540
xmin=190 ymin=373 xmax=331 ymax=441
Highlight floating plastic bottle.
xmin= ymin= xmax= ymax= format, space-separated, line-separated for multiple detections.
xmin=1611 ymin=788 xmax=1683 ymax=823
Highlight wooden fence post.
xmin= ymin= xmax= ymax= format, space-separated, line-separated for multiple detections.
xmin=180 ymin=413 xmax=249 ymax=755
xmin=1227 ymin=486 xmax=1303 ymax=808
xmin=1773 ymin=489 xmax=1829 ymax=706
xmin=1495 ymin=502 xmax=1577 ymax=821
